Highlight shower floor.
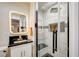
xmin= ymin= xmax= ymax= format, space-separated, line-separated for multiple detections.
xmin=42 ymin=53 xmax=53 ymax=57
xmin=38 ymin=43 xmax=48 ymax=50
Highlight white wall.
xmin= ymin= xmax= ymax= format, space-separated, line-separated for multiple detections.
xmin=78 ymin=3 xmax=79 ymax=57
xmin=0 ymin=2 xmax=30 ymax=46
xmin=69 ymin=2 xmax=78 ymax=57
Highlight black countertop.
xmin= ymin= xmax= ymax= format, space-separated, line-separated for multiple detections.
xmin=8 ymin=41 xmax=33 ymax=47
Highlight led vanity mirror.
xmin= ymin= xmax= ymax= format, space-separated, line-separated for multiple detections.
xmin=9 ymin=11 xmax=28 ymax=34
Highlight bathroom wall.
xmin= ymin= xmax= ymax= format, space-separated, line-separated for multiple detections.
xmin=29 ymin=3 xmax=36 ymax=57
xmin=78 ymin=3 xmax=79 ymax=57
xmin=0 ymin=3 xmax=34 ymax=46
xmin=69 ymin=2 xmax=78 ymax=57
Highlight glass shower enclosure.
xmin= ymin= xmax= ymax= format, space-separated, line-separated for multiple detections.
xmin=36 ymin=2 xmax=69 ymax=57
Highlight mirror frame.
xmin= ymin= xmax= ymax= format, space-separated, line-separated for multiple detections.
xmin=9 ymin=11 xmax=28 ymax=34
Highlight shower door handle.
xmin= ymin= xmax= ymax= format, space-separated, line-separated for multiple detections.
xmin=53 ymin=31 xmax=57 ymax=53
xmin=55 ymin=31 xmax=57 ymax=51
xmin=35 ymin=23 xmax=38 ymax=28
xmin=53 ymin=32 xmax=55 ymax=53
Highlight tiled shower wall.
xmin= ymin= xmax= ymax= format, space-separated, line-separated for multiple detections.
xmin=38 ymin=10 xmax=46 ymax=44
xmin=38 ymin=9 xmax=48 ymax=56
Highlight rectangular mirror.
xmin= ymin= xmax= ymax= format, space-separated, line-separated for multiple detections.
xmin=11 ymin=19 xmax=20 ymax=33
xmin=9 ymin=11 xmax=28 ymax=34
xmin=20 ymin=15 xmax=26 ymax=32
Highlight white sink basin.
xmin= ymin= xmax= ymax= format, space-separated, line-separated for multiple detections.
xmin=14 ymin=40 xmax=28 ymax=44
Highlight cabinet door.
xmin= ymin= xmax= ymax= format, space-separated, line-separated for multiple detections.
xmin=10 ymin=45 xmax=22 ymax=57
xmin=23 ymin=43 xmax=32 ymax=57
xmin=10 ymin=43 xmax=32 ymax=57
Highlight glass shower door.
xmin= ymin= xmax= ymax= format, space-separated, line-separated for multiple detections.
xmin=54 ymin=2 xmax=69 ymax=57
xmin=37 ymin=8 xmax=48 ymax=57
xmin=37 ymin=2 xmax=69 ymax=57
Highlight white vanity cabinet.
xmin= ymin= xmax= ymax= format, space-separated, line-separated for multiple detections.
xmin=10 ymin=43 xmax=32 ymax=57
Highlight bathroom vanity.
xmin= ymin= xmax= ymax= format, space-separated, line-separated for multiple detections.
xmin=8 ymin=35 xmax=33 ymax=57
xmin=8 ymin=11 xmax=33 ymax=57
xmin=8 ymin=42 xmax=33 ymax=57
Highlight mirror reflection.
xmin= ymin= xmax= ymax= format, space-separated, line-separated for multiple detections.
xmin=10 ymin=12 xmax=27 ymax=34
